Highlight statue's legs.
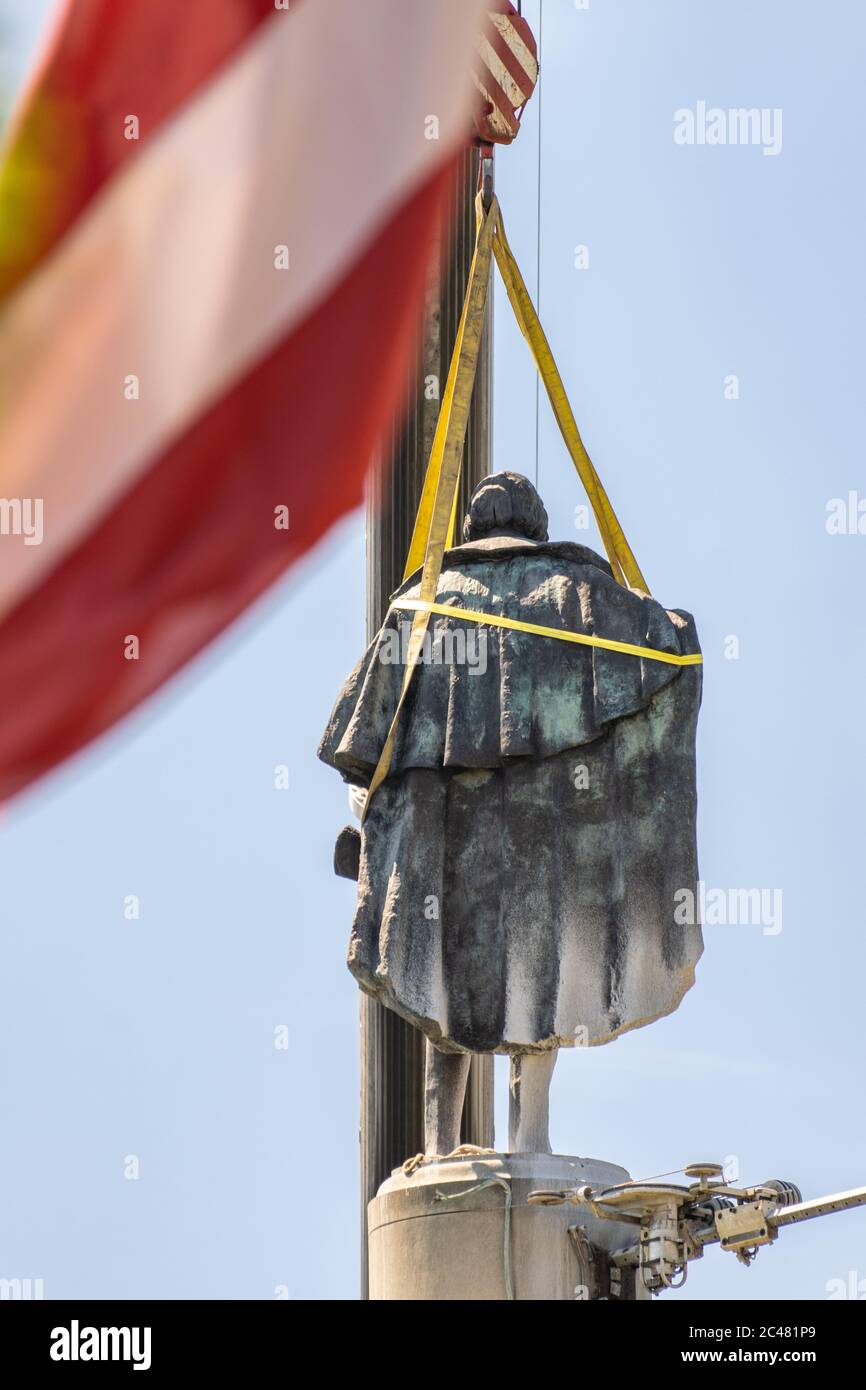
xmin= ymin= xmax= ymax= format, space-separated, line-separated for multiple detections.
xmin=508 ymin=1050 xmax=558 ymax=1153
xmin=424 ymin=1042 xmax=471 ymax=1156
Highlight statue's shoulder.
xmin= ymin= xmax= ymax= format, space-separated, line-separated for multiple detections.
xmin=395 ymin=538 xmax=615 ymax=599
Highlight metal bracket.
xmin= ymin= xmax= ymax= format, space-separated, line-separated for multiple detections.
xmin=715 ymin=1200 xmax=776 ymax=1259
xmin=480 ymin=152 xmax=495 ymax=211
xmin=530 ymin=1162 xmax=866 ymax=1295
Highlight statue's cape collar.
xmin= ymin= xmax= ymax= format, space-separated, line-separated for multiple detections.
xmin=319 ymin=544 xmax=701 ymax=782
xmin=398 ymin=536 xmax=615 ymax=596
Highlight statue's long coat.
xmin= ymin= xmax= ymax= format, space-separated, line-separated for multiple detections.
xmin=319 ymin=536 xmax=703 ymax=1054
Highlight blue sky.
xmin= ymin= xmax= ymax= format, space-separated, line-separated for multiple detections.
xmin=1 ymin=0 xmax=864 ymax=1300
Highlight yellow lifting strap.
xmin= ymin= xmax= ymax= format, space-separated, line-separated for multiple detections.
xmin=362 ymin=193 xmax=699 ymax=821
xmin=363 ymin=193 xmax=497 ymax=818
xmin=392 ymin=598 xmax=702 ymax=668
xmin=403 ymin=201 xmax=649 ymax=591
xmin=492 ymin=215 xmax=649 ymax=593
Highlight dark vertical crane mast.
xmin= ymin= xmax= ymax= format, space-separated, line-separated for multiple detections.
xmin=361 ymin=147 xmax=494 ymax=1297
xmin=360 ymin=0 xmax=539 ymax=1295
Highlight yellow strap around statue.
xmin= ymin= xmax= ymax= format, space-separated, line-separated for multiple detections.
xmin=403 ymin=207 xmax=481 ymax=579
xmin=491 ymin=210 xmax=649 ymax=594
xmin=403 ymin=284 xmax=471 ymax=580
xmin=392 ymin=598 xmax=702 ymax=668
xmin=404 ymin=203 xmax=648 ymax=595
xmin=365 ymin=195 xmax=668 ymax=817
xmin=363 ymin=193 xmax=497 ymax=821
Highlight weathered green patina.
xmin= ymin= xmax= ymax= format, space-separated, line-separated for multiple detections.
xmin=319 ymin=473 xmax=703 ymax=1059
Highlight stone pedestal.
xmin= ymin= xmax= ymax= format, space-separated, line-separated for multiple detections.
xmin=368 ymin=1152 xmax=649 ymax=1301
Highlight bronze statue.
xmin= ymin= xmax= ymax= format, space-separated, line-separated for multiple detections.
xmin=319 ymin=472 xmax=703 ymax=1155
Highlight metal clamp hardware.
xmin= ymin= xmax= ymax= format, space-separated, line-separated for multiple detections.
xmin=528 ymin=1161 xmax=866 ymax=1294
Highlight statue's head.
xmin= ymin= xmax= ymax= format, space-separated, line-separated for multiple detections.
xmin=463 ymin=471 xmax=549 ymax=544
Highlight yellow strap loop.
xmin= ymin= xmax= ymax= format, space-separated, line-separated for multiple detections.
xmin=392 ymin=598 xmax=702 ymax=668
xmin=364 ymin=194 xmax=671 ymax=815
xmin=363 ymin=193 xmax=497 ymax=819
xmin=403 ymin=202 xmax=484 ymax=580
xmin=491 ymin=211 xmax=649 ymax=594
xmin=404 ymin=203 xmax=647 ymax=595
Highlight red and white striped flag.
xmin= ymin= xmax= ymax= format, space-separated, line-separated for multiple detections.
xmin=0 ymin=0 xmax=486 ymax=804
